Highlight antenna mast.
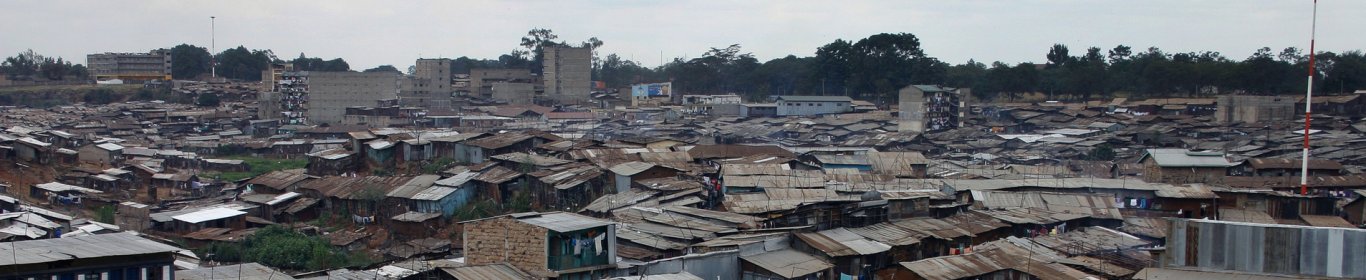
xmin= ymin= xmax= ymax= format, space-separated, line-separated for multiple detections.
xmin=1300 ymin=0 xmax=1318 ymax=195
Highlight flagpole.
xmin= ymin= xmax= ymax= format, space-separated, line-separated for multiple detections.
xmin=1300 ymin=0 xmax=1317 ymax=195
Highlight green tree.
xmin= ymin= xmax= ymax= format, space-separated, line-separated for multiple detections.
xmin=1046 ymin=44 xmax=1070 ymax=68
xmin=1088 ymin=145 xmax=1116 ymax=161
xmin=95 ymin=206 xmax=116 ymax=224
xmin=291 ymin=53 xmax=351 ymax=71
xmin=363 ymin=65 xmax=400 ymax=73
xmin=215 ymin=46 xmax=273 ymax=81
xmin=84 ymin=88 xmax=117 ymax=105
xmin=0 ymin=49 xmax=43 ymax=77
xmin=196 ymin=93 xmax=220 ymax=107
xmin=170 ymin=44 xmax=211 ymax=79
xmin=812 ymin=39 xmax=854 ymax=96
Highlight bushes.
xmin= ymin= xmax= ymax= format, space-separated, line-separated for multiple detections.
xmin=196 ymin=225 xmax=372 ymax=271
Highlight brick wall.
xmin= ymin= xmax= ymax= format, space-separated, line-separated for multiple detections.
xmin=463 ymin=217 xmax=552 ymax=277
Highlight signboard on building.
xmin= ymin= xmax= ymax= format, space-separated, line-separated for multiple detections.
xmin=631 ymin=82 xmax=672 ymax=97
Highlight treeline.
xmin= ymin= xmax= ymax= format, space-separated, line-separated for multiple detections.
xmin=459 ymin=29 xmax=1366 ymax=103
xmin=11 ymin=29 xmax=1362 ymax=103
xmin=168 ymin=44 xmax=353 ymax=81
xmin=0 ymin=49 xmax=88 ymax=80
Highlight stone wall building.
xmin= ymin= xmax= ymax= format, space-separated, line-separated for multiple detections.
xmin=462 ymin=212 xmax=617 ymax=279
xmin=542 ymin=46 xmax=592 ymax=105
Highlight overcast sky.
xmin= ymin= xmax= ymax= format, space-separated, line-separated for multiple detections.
xmin=4 ymin=0 xmax=1363 ymax=70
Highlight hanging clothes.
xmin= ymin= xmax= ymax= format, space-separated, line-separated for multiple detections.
xmin=594 ymin=234 xmax=605 ymax=255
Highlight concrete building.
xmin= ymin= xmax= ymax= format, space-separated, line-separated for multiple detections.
xmin=543 ymin=46 xmax=592 ymax=105
xmin=492 ymin=82 xmax=536 ymax=105
xmin=258 ymin=70 xmax=311 ymax=124
xmin=1215 ymin=95 xmax=1296 ymax=124
xmin=308 ymin=72 xmax=400 ymax=125
xmin=86 ymin=49 xmax=172 ymax=81
xmin=774 ymin=96 xmax=853 ymax=116
xmin=898 ymin=85 xmax=966 ymax=133
xmin=469 ymin=68 xmax=536 ymax=99
xmin=400 ymin=58 xmax=454 ymax=109
xmin=462 ymin=212 xmax=617 ymax=279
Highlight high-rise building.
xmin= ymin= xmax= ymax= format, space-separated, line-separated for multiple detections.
xmin=86 ymin=49 xmax=172 ymax=81
xmin=898 ymin=85 xmax=966 ymax=133
xmin=542 ymin=46 xmax=592 ymax=105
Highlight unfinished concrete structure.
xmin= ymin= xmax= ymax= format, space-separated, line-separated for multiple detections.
xmin=898 ymin=85 xmax=966 ymax=133
xmin=469 ymin=68 xmax=536 ymax=99
xmin=542 ymin=46 xmax=592 ymax=105
xmin=86 ymin=49 xmax=172 ymax=81
xmin=399 ymin=58 xmax=453 ymax=109
xmin=307 ymin=72 xmax=400 ymax=125
xmin=1215 ymin=95 xmax=1296 ymax=124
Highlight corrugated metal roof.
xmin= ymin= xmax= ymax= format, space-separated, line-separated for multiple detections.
xmin=0 ymin=233 xmax=183 ymax=266
xmin=971 ymin=191 xmax=1123 ymax=220
xmin=1143 ymin=148 xmax=1235 ymax=167
xmin=616 ymin=226 xmax=688 ymax=250
xmin=739 ymin=249 xmax=833 ymax=278
xmin=1217 ymin=208 xmax=1277 ymax=224
xmin=246 ymin=169 xmax=311 ymax=190
xmin=899 ymin=238 xmax=1094 ymax=280
xmin=172 ymin=207 xmax=246 ymax=223
xmin=774 ymin=95 xmax=853 ymax=102
xmin=33 ymin=182 xmax=103 ymax=194
xmin=1132 ymin=267 xmax=1316 ymax=280
xmin=440 ymin=263 xmax=534 ymax=280
xmin=473 ymin=166 xmax=522 ymax=184
xmin=796 ymin=228 xmax=891 ymax=257
xmin=176 ymin=263 xmax=294 ymax=280
xmin=609 ymin=161 xmax=656 ymax=176
xmin=517 ymin=212 xmax=614 ymax=233
xmin=606 ymin=272 xmax=704 ymax=280
xmin=386 ymin=175 xmax=443 ymax=199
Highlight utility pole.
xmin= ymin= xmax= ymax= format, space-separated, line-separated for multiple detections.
xmin=211 ymin=16 xmax=217 ymax=78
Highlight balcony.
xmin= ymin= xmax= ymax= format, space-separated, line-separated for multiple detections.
xmin=547 ymin=254 xmax=610 ymax=271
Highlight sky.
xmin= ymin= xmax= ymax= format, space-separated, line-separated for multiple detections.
xmin=3 ymin=0 xmax=1364 ymax=70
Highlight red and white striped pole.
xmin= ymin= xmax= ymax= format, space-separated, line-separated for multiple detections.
xmin=1300 ymin=0 xmax=1318 ymax=195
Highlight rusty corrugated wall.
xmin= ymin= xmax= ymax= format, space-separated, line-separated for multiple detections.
xmin=1166 ymin=218 xmax=1366 ymax=278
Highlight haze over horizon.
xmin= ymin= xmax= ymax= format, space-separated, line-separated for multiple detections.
xmin=4 ymin=0 xmax=1364 ymax=70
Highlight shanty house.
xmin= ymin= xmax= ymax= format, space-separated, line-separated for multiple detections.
xmin=608 ymin=161 xmax=683 ymax=193
xmin=1138 ymin=149 xmax=1235 ymax=184
xmin=794 ymin=228 xmax=892 ymax=279
xmin=306 ymin=148 xmax=355 ymax=176
xmin=77 ymin=143 xmax=124 ymax=165
xmin=14 ymin=137 xmax=51 ymax=163
xmin=168 ymin=207 xmax=247 ymax=234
